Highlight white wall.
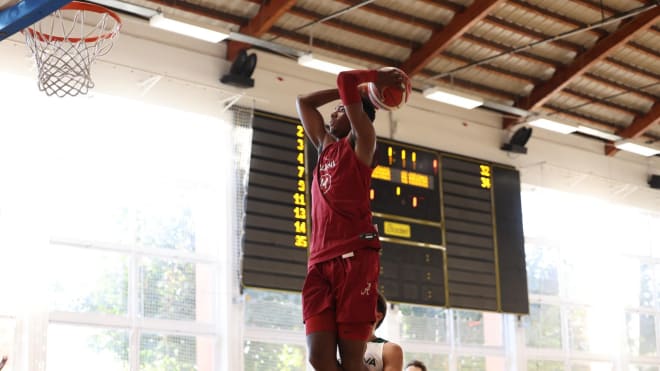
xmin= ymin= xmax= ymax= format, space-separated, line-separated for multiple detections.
xmin=2 ymin=12 xmax=659 ymax=212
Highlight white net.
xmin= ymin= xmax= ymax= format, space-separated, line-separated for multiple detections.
xmin=230 ymin=103 xmax=255 ymax=292
xmin=23 ymin=2 xmax=121 ymax=97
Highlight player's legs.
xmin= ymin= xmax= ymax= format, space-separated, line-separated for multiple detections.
xmin=335 ymin=248 xmax=380 ymax=371
xmin=337 ymin=323 xmax=371 ymax=371
xmin=306 ymin=310 xmax=343 ymax=371
xmin=303 ymin=265 xmax=341 ymax=371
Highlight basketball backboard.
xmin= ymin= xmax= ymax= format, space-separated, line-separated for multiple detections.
xmin=0 ymin=0 xmax=72 ymax=42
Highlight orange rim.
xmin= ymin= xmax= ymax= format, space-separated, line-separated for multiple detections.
xmin=23 ymin=1 xmax=122 ymax=43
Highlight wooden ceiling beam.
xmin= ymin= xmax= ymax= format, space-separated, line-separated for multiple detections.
xmin=583 ymin=73 xmax=658 ymax=102
xmin=561 ymin=89 xmax=648 ymax=117
xmin=267 ymin=26 xmax=518 ymax=101
xmin=628 ymin=41 xmax=660 ymax=60
xmin=568 ymin=0 xmax=620 ymax=15
xmin=268 ymin=26 xmax=398 ymax=66
xmin=508 ymin=0 xmax=608 ymax=39
xmin=400 ymin=0 xmax=505 ymax=76
xmin=145 ymin=0 xmax=245 ymax=24
xmin=483 ymin=16 xmax=584 ymax=53
xmin=460 ymin=34 xmax=560 ymax=68
xmin=615 ymin=101 xmax=660 ymax=139
xmin=289 ymin=6 xmax=539 ymax=86
xmin=430 ymin=74 xmax=518 ymax=101
xmin=605 ymin=101 xmax=660 ymax=155
xmin=541 ymin=105 xmax=626 ymax=131
xmin=417 ymin=0 xmax=463 ymax=13
xmin=605 ymin=57 xmax=660 ymax=81
xmin=227 ymin=0 xmax=296 ymax=60
xmin=517 ymin=6 xmax=660 ymax=112
xmin=442 ymin=51 xmax=539 ymax=84
xmin=253 ymin=2 xmax=538 ymax=87
xmin=286 ymin=6 xmax=421 ymax=50
xmin=333 ymin=0 xmax=438 ymax=29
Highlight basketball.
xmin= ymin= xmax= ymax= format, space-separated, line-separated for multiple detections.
xmin=367 ymin=67 xmax=412 ymax=111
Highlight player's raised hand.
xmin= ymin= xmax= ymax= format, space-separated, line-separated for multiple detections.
xmin=375 ymin=67 xmax=405 ymax=89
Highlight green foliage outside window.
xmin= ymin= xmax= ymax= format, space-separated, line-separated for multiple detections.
xmin=399 ymin=303 xmax=447 ymax=343
xmin=243 ymin=341 xmax=305 ymax=371
xmin=527 ymin=360 xmax=564 ymax=371
xmin=525 ymin=303 xmax=561 ymax=349
xmin=458 ymin=356 xmax=485 ymax=371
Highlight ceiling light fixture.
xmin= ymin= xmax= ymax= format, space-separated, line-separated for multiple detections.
xmin=614 ymin=140 xmax=660 ymax=157
xmin=576 ymin=125 xmax=622 ymax=142
xmin=297 ymin=53 xmax=359 ymax=75
xmin=527 ymin=117 xmax=577 ymax=134
xmin=149 ymin=13 xmax=230 ymax=43
xmin=422 ymin=86 xmax=483 ymax=109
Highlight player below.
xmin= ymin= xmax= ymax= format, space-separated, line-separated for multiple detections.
xmin=363 ymin=292 xmax=403 ymax=371
xmin=405 ymin=359 xmax=427 ymax=371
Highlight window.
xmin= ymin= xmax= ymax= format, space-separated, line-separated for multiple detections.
xmin=525 ymin=303 xmax=562 ymax=349
xmin=626 ymin=312 xmax=657 ymax=357
xmin=243 ymin=341 xmax=306 ymax=371
xmin=527 ymin=360 xmax=565 ymax=371
xmin=399 ymin=303 xmax=448 ymax=343
xmin=243 ymin=289 xmax=306 ymax=370
xmin=244 ymin=289 xmax=303 ymax=331
xmin=522 ymin=186 xmax=660 ymax=368
xmin=47 ymin=324 xmax=129 ymax=371
xmin=455 ymin=310 xmax=502 ymax=346
xmin=0 ymin=72 xmax=234 ymax=370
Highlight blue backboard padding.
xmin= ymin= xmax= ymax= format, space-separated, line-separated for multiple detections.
xmin=0 ymin=0 xmax=73 ymax=41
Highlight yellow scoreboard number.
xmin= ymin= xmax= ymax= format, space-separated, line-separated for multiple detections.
xmin=293 ymin=123 xmax=308 ymax=248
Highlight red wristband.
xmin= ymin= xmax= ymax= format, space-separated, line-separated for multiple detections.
xmin=337 ymin=70 xmax=378 ymax=106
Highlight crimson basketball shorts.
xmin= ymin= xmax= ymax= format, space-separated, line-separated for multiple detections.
xmin=302 ymin=248 xmax=380 ymax=340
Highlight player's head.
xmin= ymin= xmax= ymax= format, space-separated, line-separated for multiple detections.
xmin=405 ymin=360 xmax=427 ymax=371
xmin=326 ymin=97 xmax=376 ymax=138
xmin=375 ymin=291 xmax=387 ymax=329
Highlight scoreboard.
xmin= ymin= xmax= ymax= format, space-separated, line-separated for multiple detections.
xmin=241 ymin=111 xmax=309 ymax=291
xmin=242 ymin=111 xmax=528 ymax=314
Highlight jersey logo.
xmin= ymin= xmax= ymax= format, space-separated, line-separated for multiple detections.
xmin=320 ymin=174 xmax=331 ymax=193
xmin=364 ymin=356 xmax=376 ymax=366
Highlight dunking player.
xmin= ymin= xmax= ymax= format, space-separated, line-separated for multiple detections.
xmin=363 ymin=292 xmax=403 ymax=371
xmin=296 ymin=68 xmax=404 ymax=371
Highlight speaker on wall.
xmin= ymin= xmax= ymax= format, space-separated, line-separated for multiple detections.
xmin=649 ymin=175 xmax=660 ymax=189
xmin=221 ymin=49 xmax=257 ymax=88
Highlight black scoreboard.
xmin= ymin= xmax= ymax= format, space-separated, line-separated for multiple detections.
xmin=242 ymin=111 xmax=528 ymax=314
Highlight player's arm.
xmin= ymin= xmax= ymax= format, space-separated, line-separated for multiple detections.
xmin=382 ymin=342 xmax=403 ymax=371
xmin=337 ymin=70 xmax=378 ymax=166
xmin=337 ymin=69 xmax=403 ymax=165
xmin=296 ymin=89 xmax=339 ymax=150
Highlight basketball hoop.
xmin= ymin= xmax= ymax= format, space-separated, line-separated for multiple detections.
xmin=22 ymin=1 xmax=121 ymax=97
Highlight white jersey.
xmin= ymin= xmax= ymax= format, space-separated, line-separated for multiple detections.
xmin=338 ymin=337 xmax=388 ymax=371
xmin=363 ymin=338 xmax=387 ymax=371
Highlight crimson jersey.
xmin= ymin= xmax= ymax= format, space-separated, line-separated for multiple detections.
xmin=309 ymin=137 xmax=381 ymax=266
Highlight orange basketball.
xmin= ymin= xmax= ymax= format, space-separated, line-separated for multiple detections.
xmin=367 ymin=67 xmax=412 ymax=111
